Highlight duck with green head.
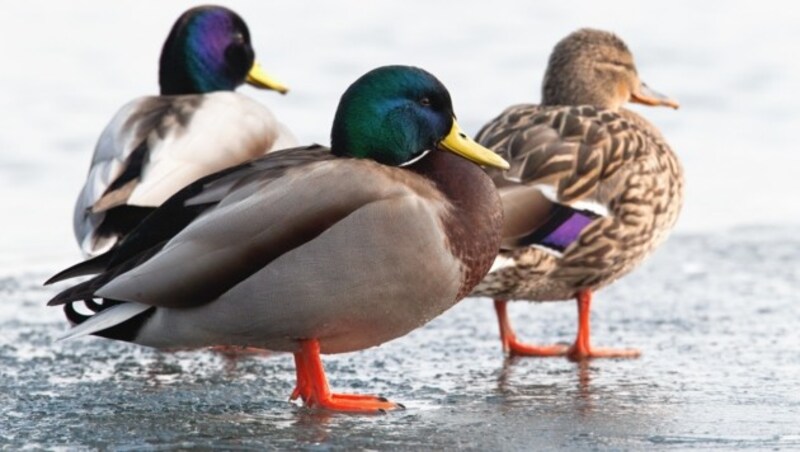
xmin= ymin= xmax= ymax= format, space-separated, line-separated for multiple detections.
xmin=74 ymin=5 xmax=296 ymax=257
xmin=47 ymin=65 xmax=509 ymax=413
xmin=472 ymin=28 xmax=682 ymax=360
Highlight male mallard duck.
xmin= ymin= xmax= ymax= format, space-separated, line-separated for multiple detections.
xmin=471 ymin=28 xmax=682 ymax=360
xmin=74 ymin=5 xmax=296 ymax=257
xmin=46 ymin=65 xmax=509 ymax=412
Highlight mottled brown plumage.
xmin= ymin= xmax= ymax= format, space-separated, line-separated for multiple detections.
xmin=471 ymin=28 xmax=682 ymax=360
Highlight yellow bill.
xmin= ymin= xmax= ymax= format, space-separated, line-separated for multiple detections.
xmin=246 ymin=61 xmax=289 ymax=94
xmin=438 ymin=119 xmax=510 ymax=170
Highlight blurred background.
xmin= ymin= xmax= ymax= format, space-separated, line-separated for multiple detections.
xmin=1 ymin=0 xmax=798 ymax=272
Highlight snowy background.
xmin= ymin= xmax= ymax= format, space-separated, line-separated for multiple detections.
xmin=2 ymin=0 xmax=799 ymax=269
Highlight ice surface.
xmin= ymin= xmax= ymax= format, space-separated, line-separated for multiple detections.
xmin=2 ymin=229 xmax=799 ymax=449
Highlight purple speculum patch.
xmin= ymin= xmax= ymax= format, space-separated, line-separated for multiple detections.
xmin=540 ymin=210 xmax=597 ymax=251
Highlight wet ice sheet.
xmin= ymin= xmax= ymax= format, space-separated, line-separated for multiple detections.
xmin=2 ymin=227 xmax=798 ymax=449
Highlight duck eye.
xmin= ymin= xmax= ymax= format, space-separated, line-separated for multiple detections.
xmin=232 ymin=32 xmax=245 ymax=44
xmin=419 ymin=97 xmax=432 ymax=107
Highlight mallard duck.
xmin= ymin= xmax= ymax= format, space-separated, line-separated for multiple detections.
xmin=471 ymin=28 xmax=682 ymax=360
xmin=74 ymin=5 xmax=296 ymax=257
xmin=46 ymin=65 xmax=509 ymax=413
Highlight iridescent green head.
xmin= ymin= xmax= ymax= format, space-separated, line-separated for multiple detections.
xmin=158 ymin=5 xmax=288 ymax=95
xmin=331 ymin=66 xmax=509 ymax=169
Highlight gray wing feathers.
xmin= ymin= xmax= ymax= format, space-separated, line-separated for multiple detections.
xmin=96 ymin=159 xmax=415 ymax=309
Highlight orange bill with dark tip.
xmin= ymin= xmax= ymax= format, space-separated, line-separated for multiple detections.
xmin=631 ymin=82 xmax=680 ymax=109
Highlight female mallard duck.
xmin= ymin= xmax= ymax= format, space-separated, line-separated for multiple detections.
xmin=471 ymin=28 xmax=682 ymax=360
xmin=46 ymin=65 xmax=508 ymax=412
xmin=75 ymin=5 xmax=296 ymax=257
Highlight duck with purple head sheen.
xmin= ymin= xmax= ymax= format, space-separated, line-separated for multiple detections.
xmin=73 ymin=5 xmax=296 ymax=258
xmin=471 ymin=28 xmax=682 ymax=361
xmin=46 ymin=65 xmax=508 ymax=413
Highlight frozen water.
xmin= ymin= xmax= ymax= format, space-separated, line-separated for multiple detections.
xmin=2 ymin=228 xmax=799 ymax=449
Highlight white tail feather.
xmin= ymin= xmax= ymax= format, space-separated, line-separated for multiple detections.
xmin=59 ymin=302 xmax=152 ymax=341
xmin=488 ymin=255 xmax=517 ymax=274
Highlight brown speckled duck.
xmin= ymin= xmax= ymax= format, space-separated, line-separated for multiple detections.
xmin=47 ymin=66 xmax=508 ymax=413
xmin=471 ymin=28 xmax=682 ymax=360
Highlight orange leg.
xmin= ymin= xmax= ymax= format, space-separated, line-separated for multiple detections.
xmin=290 ymin=352 xmax=311 ymax=402
xmin=494 ymin=299 xmax=569 ymax=357
xmin=566 ymin=290 xmax=641 ymax=361
xmin=289 ymin=339 xmax=404 ymax=413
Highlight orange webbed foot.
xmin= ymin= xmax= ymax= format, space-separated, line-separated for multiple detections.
xmin=566 ymin=290 xmax=641 ymax=361
xmin=566 ymin=344 xmax=641 ymax=361
xmin=495 ymin=299 xmax=568 ymax=358
xmin=506 ymin=339 xmax=569 ymax=358
xmin=291 ymin=339 xmax=405 ymax=413
xmin=306 ymin=393 xmax=404 ymax=413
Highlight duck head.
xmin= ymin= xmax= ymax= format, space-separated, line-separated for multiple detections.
xmin=158 ymin=5 xmax=288 ymax=95
xmin=541 ymin=28 xmax=678 ymax=110
xmin=331 ymin=65 xmax=509 ymax=169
